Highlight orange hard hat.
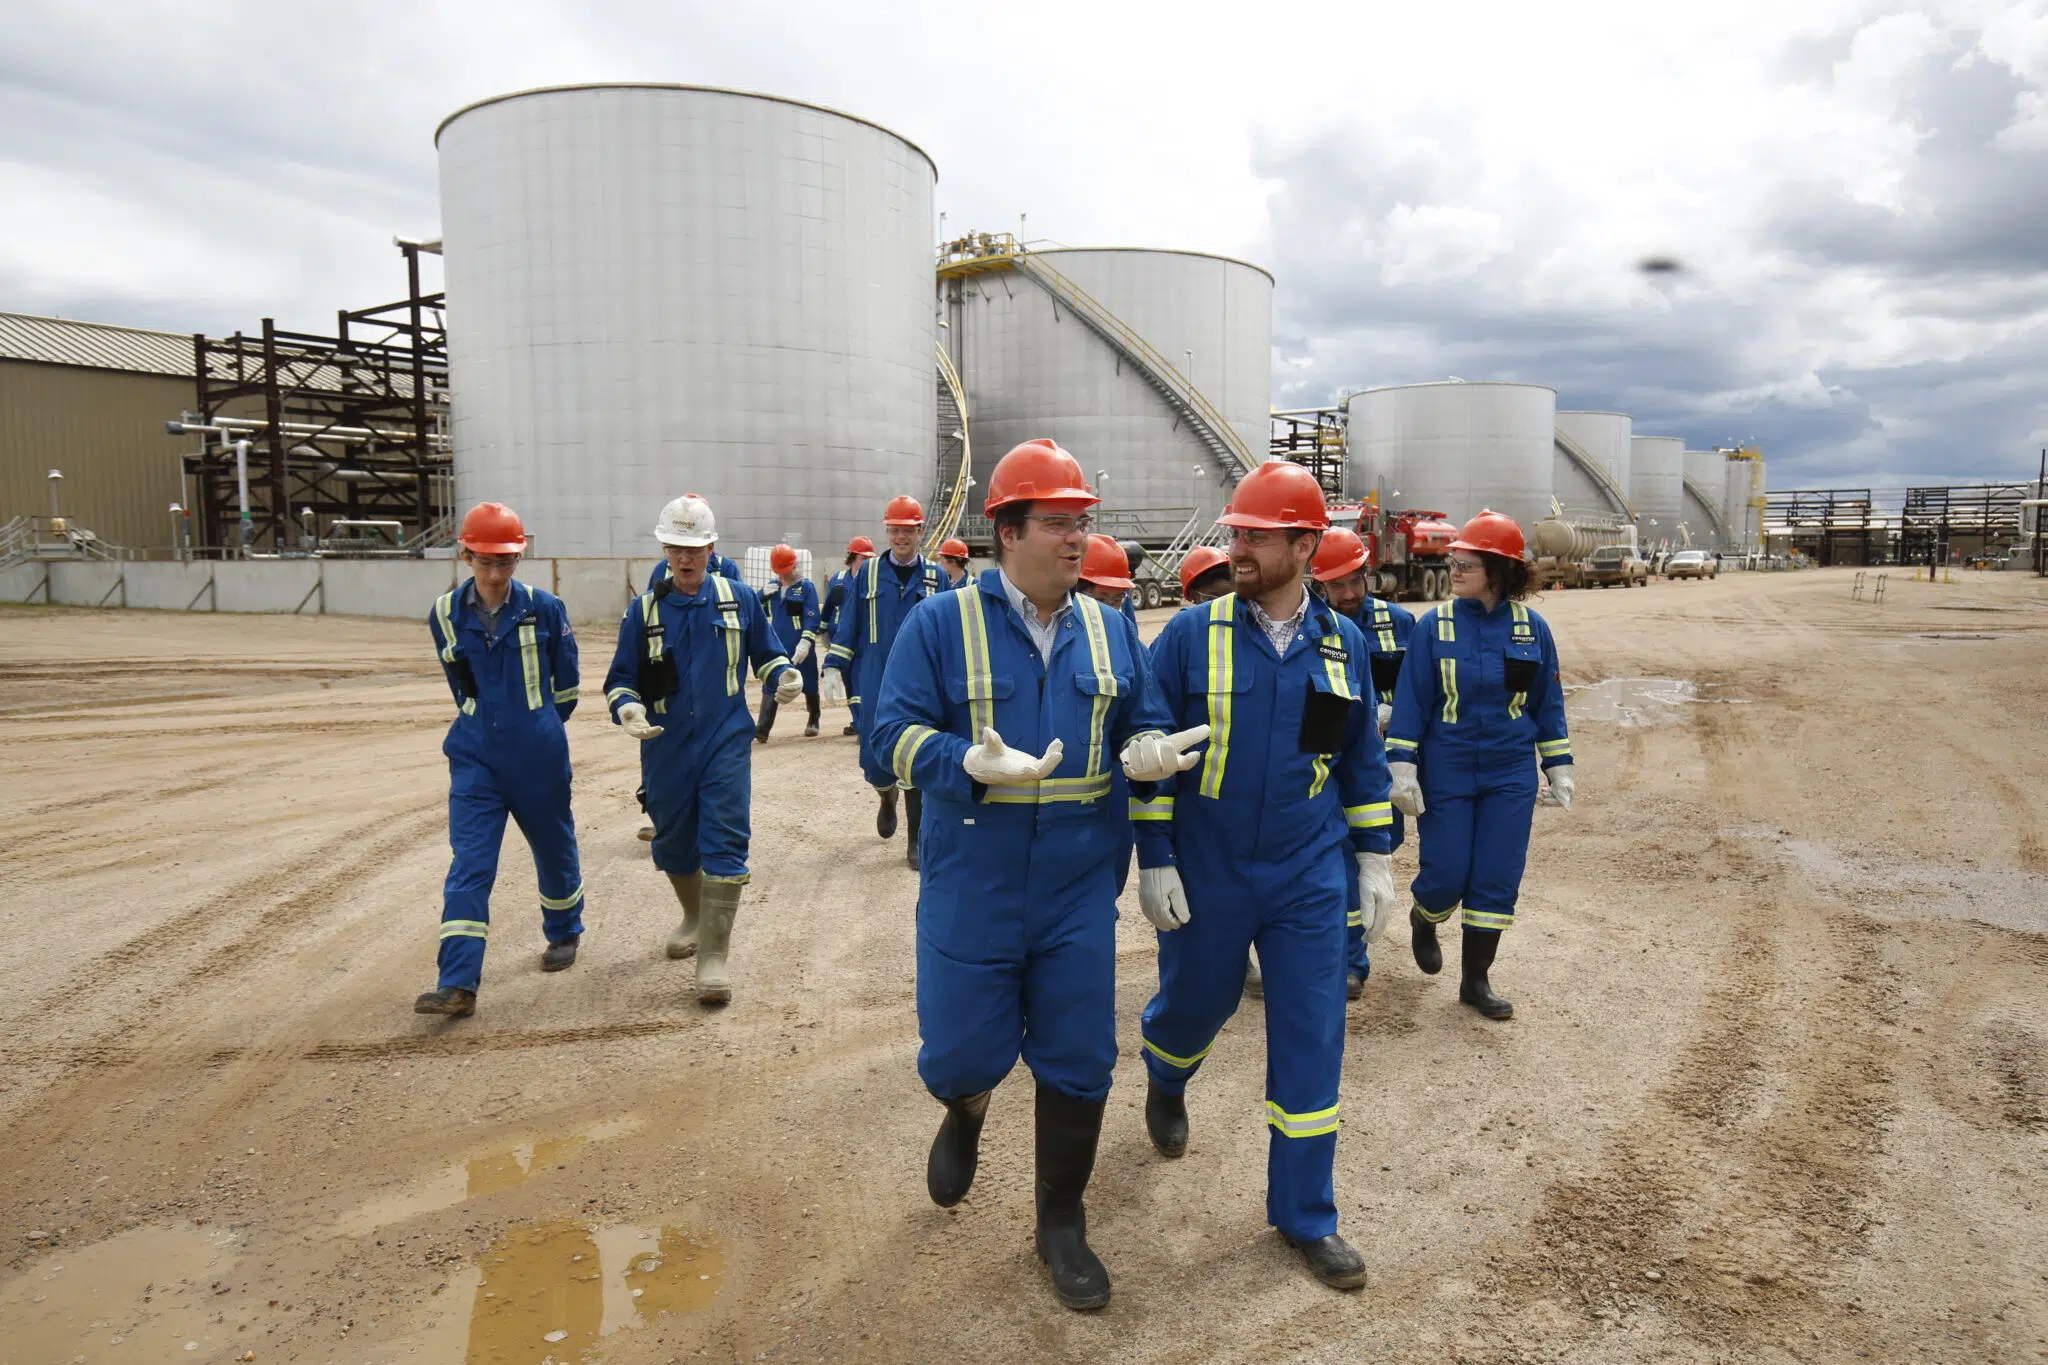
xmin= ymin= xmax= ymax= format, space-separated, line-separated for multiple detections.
xmin=984 ymin=439 xmax=1098 ymax=514
xmin=939 ymin=538 xmax=970 ymax=560
xmin=1080 ymin=534 xmax=1134 ymax=590
xmin=1449 ymin=509 xmax=1527 ymax=560
xmin=1217 ymin=462 xmax=1328 ymax=531
xmin=1310 ymin=526 xmax=1369 ymax=581
xmin=1178 ymin=545 xmax=1230 ymax=597
xmin=883 ymin=495 xmax=926 ymax=527
xmin=847 ymin=536 xmax=875 ymax=556
xmin=458 ymin=502 xmax=527 ymax=554
xmin=769 ymin=543 xmax=798 ymax=574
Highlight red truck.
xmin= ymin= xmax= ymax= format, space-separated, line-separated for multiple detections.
xmin=1328 ymin=499 xmax=1459 ymax=601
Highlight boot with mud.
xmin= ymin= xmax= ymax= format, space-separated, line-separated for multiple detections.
xmin=1410 ymin=903 xmax=1444 ymax=975
xmin=804 ymin=695 xmax=820 ymax=737
xmin=693 ymin=877 xmax=744 ymax=1005
xmin=905 ymin=788 xmax=923 ymax=870
xmin=842 ymin=721 xmax=858 ymax=736
xmin=413 ymin=986 xmax=475 ymax=1017
xmin=754 ymin=696 xmax=778 ymax=745
xmin=1284 ymin=1231 xmax=1370 ymax=1290
xmin=664 ymin=871 xmax=703 ymax=959
xmin=541 ymin=936 xmax=578 ymax=971
xmin=925 ymin=1089 xmax=991 ymax=1207
xmin=1033 ymin=1082 xmax=1110 ymax=1311
xmin=1144 ymin=1078 xmax=1187 ymax=1158
xmin=1458 ymin=926 xmax=1513 ymax=1020
xmin=876 ymin=785 xmax=899 ymax=839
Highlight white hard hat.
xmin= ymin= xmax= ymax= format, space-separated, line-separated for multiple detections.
xmin=654 ymin=494 xmax=718 ymax=547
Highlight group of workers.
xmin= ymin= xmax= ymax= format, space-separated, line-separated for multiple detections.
xmin=411 ymin=440 xmax=1575 ymax=1311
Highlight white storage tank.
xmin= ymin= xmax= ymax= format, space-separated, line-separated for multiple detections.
xmin=1682 ymin=449 xmax=1727 ymax=549
xmin=1629 ymin=435 xmax=1686 ymax=549
xmin=1554 ymin=411 xmax=1633 ymax=517
xmin=950 ymin=248 xmax=1271 ymax=538
xmin=1346 ymin=382 xmax=1555 ymax=533
xmin=1724 ymin=457 xmax=1764 ymax=552
xmin=437 ymin=84 xmax=938 ymax=556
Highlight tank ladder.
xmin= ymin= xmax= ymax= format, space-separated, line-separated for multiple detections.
xmin=1551 ymin=426 xmax=1635 ymax=520
xmin=926 ymin=345 xmax=974 ymax=551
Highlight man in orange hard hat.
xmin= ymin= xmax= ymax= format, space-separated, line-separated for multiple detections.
xmin=936 ymin=537 xmax=972 ymax=590
xmin=758 ymin=543 xmax=822 ymax=741
xmin=415 ymin=502 xmax=586 ymax=1019
xmin=822 ymin=496 xmax=945 ymax=867
xmin=819 ymin=536 xmax=874 ymax=736
xmin=1177 ymin=545 xmax=1232 ymax=604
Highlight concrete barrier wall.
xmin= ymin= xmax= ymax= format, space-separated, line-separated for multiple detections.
xmin=0 ymin=563 xmax=49 ymax=603
xmin=555 ymin=559 xmax=637 ymax=626
xmin=323 ymin=559 xmax=456 ymax=619
xmin=126 ymin=561 xmax=219 ymax=611
xmin=216 ymin=560 xmax=321 ymax=614
xmin=50 ymin=561 xmax=125 ymax=607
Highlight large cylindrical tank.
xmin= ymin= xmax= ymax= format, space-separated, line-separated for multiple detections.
xmin=1629 ymin=435 xmax=1686 ymax=547
xmin=1682 ymin=449 xmax=1726 ymax=549
xmin=952 ymin=248 xmax=1271 ymax=537
xmin=1346 ymin=382 xmax=1555 ymax=533
xmin=1532 ymin=517 xmax=1632 ymax=561
xmin=437 ymin=84 xmax=938 ymax=556
xmin=1724 ymin=458 xmax=1760 ymax=551
xmin=1554 ymin=411 xmax=1633 ymax=516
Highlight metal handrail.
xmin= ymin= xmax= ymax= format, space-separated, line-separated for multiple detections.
xmin=1681 ymin=476 xmax=1732 ymax=541
xmin=1551 ymin=428 xmax=1635 ymax=519
xmin=925 ymin=343 xmax=975 ymax=551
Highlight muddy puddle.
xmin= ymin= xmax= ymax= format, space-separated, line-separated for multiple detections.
xmin=465 ymin=1220 xmax=723 ymax=1364
xmin=1903 ymin=631 xmax=2010 ymax=643
xmin=334 ymin=1116 xmax=641 ymax=1237
xmin=1565 ymin=677 xmax=1739 ymax=726
xmin=1753 ymin=830 xmax=2048 ymax=934
xmin=0 ymin=1221 xmax=253 ymax=1363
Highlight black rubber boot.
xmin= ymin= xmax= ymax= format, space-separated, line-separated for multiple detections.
xmin=1034 ymin=1083 xmax=1110 ymax=1311
xmin=1144 ymin=1078 xmax=1187 ymax=1158
xmin=925 ymin=1090 xmax=990 ymax=1207
xmin=804 ymin=695 xmax=820 ymax=737
xmin=842 ymin=721 xmax=858 ymax=736
xmin=1459 ymin=927 xmax=1513 ymax=1020
xmin=541 ymin=936 xmax=579 ymax=972
xmin=1285 ymin=1231 xmax=1370 ymax=1290
xmin=1410 ymin=905 xmax=1443 ymax=975
xmin=905 ymin=789 xmax=923 ymax=870
xmin=413 ymin=986 xmax=475 ymax=1017
xmin=754 ymin=696 xmax=777 ymax=744
xmin=876 ymin=786 xmax=899 ymax=839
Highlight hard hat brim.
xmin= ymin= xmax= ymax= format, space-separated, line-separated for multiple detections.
xmin=1447 ymin=538 xmax=1526 ymax=559
xmin=1216 ymin=510 xmax=1329 ymax=531
xmin=655 ymin=530 xmax=718 ymax=547
xmin=1082 ymin=573 xmax=1135 ymax=590
xmin=461 ymin=537 xmax=527 ymax=554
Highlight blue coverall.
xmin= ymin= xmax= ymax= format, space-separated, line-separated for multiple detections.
xmin=428 ymin=579 xmax=585 ymax=993
xmin=1133 ymin=591 xmax=1394 ymax=1243
xmin=1340 ymin=594 xmax=1416 ymax=984
xmin=872 ymin=570 xmax=1172 ymax=1102
xmin=822 ymin=567 xmax=861 ymax=731
xmin=602 ymin=574 xmax=794 ymax=884
xmin=760 ymin=576 xmax=821 ymax=701
xmin=1385 ymin=598 xmax=1570 ymax=932
xmin=824 ymin=553 xmax=945 ymax=789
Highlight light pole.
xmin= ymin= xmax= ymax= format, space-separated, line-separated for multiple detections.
xmin=1095 ymin=470 xmax=1109 ymax=521
xmin=46 ymin=469 xmax=62 ymax=523
xmin=168 ymin=502 xmax=183 ymax=558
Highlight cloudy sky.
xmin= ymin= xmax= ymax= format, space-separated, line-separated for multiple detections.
xmin=4 ymin=0 xmax=2046 ymax=488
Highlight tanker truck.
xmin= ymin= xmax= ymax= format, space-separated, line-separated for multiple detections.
xmin=1532 ymin=516 xmax=1637 ymax=589
xmin=1328 ymin=499 xmax=1460 ymax=601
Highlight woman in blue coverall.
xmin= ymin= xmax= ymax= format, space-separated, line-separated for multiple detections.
xmin=757 ymin=543 xmax=821 ymax=741
xmin=414 ymin=503 xmax=585 ymax=1019
xmin=820 ymin=538 xmax=873 ymax=736
xmin=1384 ymin=511 xmax=1574 ymax=1020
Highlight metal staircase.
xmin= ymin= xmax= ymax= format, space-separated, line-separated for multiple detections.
xmin=926 ymin=344 xmax=974 ymax=550
xmin=1681 ymin=476 xmax=1732 ymax=542
xmin=1551 ymin=428 xmax=1635 ymax=519
xmin=0 ymin=515 xmax=127 ymax=571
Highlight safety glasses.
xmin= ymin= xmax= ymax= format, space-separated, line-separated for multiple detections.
xmin=1447 ymin=557 xmax=1486 ymax=573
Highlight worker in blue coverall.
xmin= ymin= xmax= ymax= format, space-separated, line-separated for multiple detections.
xmin=821 ymin=495 xmax=945 ymax=870
xmin=414 ymin=502 xmax=585 ymax=1019
xmin=631 ymin=534 xmax=742 ymax=842
xmin=1131 ymin=462 xmax=1398 ymax=1292
xmin=936 ymin=537 xmax=972 ymax=590
xmin=604 ymin=494 xmax=803 ymax=1006
xmin=871 ymin=439 xmax=1196 ymax=1312
xmin=757 ymin=543 xmax=821 ymax=742
xmin=1386 ymin=510 xmax=1573 ymax=1021
xmin=1076 ymin=533 xmax=1142 ymax=896
xmin=1310 ymin=526 xmax=1417 ymax=999
xmin=820 ymin=537 xmax=873 ymax=736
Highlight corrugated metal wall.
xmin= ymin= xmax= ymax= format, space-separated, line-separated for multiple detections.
xmin=1 ymin=360 xmax=190 ymax=553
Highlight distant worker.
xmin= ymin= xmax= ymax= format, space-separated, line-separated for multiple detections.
xmin=1133 ymin=461 xmax=1396 ymax=1291
xmin=604 ymin=494 xmax=803 ymax=1005
xmin=819 ymin=537 xmax=875 ymax=736
xmin=415 ymin=502 xmax=586 ymax=1019
xmin=1178 ymin=545 xmax=1232 ymax=605
xmin=870 ymin=438 xmax=1188 ymax=1311
xmin=1077 ymin=532 xmax=1142 ymax=896
xmin=937 ymin=538 xmax=972 ymax=589
xmin=758 ymin=543 xmax=821 ymax=741
xmin=1311 ymin=525 xmax=1416 ymax=998
xmin=821 ymin=495 xmax=944 ymax=868
xmin=1385 ymin=511 xmax=1572 ymax=1021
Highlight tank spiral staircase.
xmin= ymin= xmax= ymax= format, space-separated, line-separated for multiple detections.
xmin=1681 ymin=476 xmax=1733 ymax=542
xmin=925 ymin=345 xmax=974 ymax=551
xmin=1550 ymin=427 xmax=1636 ymax=521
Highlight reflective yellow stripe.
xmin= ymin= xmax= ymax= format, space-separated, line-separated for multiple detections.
xmin=518 ymin=621 xmax=542 ymax=710
xmin=459 ymin=697 xmax=476 ymax=716
xmin=1508 ymin=603 xmax=1530 ymax=718
xmin=1309 ymin=754 xmax=1330 ymax=798
xmin=1347 ymin=906 xmax=1365 ymax=926
xmin=1266 ymin=1101 xmax=1340 ymax=1139
xmin=1319 ymin=631 xmax=1354 ymax=700
xmin=980 ymin=773 xmax=1113 ymax=805
xmin=1436 ymin=610 xmax=1455 ymax=642
xmin=1142 ymin=1035 xmax=1214 ymax=1070
xmin=827 ymin=643 xmax=854 ymax=662
xmin=957 ymin=588 xmax=996 ymax=741
xmin=866 ymin=555 xmax=880 ymax=651
xmin=713 ymin=576 xmax=741 ymax=695
xmin=539 ymin=885 xmax=583 ymax=911
xmin=1462 ymin=908 xmax=1515 ymax=931
xmin=553 ymin=685 xmax=579 ymax=703
xmin=605 ymin=686 xmax=639 ymax=706
xmin=893 ymin=724 xmax=937 ymax=785
xmin=1077 ymin=596 xmax=1117 ymax=777
xmin=434 ymin=591 xmax=460 ymax=661
xmin=1198 ymin=595 xmax=1235 ymax=800
xmin=439 ymin=919 xmax=489 ymax=939
xmin=1371 ymin=600 xmax=1395 ymax=653
xmin=1346 ymin=802 xmax=1393 ymax=828
xmin=1537 ymin=739 xmax=1572 ymax=757
xmin=1129 ymin=796 xmax=1175 ymax=821
xmin=1385 ymin=737 xmax=1418 ymax=754
xmin=1414 ymin=899 xmax=1457 ymax=924
xmin=1439 ymin=657 xmax=1460 ymax=724
xmin=755 ymin=654 xmax=790 ymax=682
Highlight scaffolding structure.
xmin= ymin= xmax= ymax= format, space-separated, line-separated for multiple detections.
xmin=1898 ymin=482 xmax=2030 ymax=567
xmin=180 ymin=242 xmax=449 ymax=554
xmin=1269 ymin=408 xmax=1346 ymax=496
xmin=1764 ymin=480 xmax=2039 ymax=567
xmin=1765 ymin=488 xmax=1880 ymax=566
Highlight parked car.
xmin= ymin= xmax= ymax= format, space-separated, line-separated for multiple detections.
xmin=1665 ymin=550 xmax=1718 ymax=580
xmin=1584 ymin=545 xmax=1650 ymax=588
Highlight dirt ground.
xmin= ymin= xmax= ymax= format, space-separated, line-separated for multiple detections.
xmin=1 ymin=566 xmax=2044 ymax=1365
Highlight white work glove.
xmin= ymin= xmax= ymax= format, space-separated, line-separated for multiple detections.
xmin=821 ymin=668 xmax=847 ymax=707
xmin=1119 ymin=725 xmax=1211 ymax=783
xmin=792 ymin=637 xmax=813 ymax=665
xmin=1538 ymin=764 xmax=1576 ymax=810
xmin=616 ymin=702 xmax=664 ymax=741
xmin=1388 ymin=761 xmax=1425 ymax=817
xmin=962 ymin=727 xmax=1064 ymax=786
xmin=774 ymin=668 xmax=803 ymax=704
xmin=1377 ymin=702 xmax=1392 ymax=735
xmin=1356 ymin=852 xmax=1396 ymax=944
xmin=1138 ymin=865 xmax=1191 ymax=932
